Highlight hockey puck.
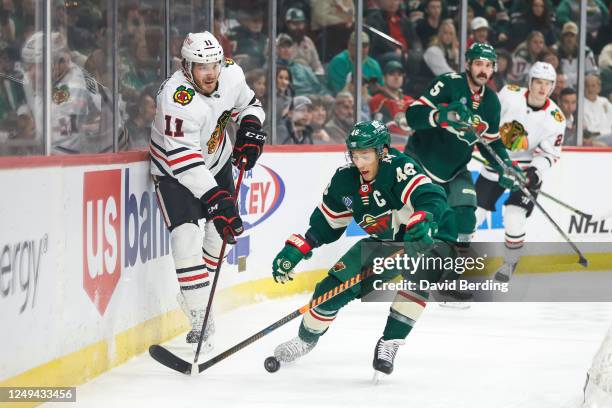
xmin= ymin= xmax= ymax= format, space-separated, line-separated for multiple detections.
xmin=264 ymin=356 xmax=280 ymax=373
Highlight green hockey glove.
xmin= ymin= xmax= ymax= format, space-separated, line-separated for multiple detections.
xmin=272 ymin=234 xmax=313 ymax=284
xmin=496 ymin=160 xmax=525 ymax=191
xmin=403 ymin=211 xmax=437 ymax=256
xmin=436 ymin=102 xmax=473 ymax=131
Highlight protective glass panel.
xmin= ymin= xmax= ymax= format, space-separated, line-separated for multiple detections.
xmin=1 ymin=0 xmax=44 ymax=156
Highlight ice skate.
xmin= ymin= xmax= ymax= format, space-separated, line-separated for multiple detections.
xmin=494 ymin=262 xmax=517 ymax=282
xmin=372 ymin=336 xmax=405 ymax=383
xmin=177 ymin=293 xmax=215 ymax=353
xmin=274 ymin=336 xmax=318 ymax=363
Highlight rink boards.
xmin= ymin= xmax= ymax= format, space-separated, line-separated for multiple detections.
xmin=0 ymin=146 xmax=611 ymax=401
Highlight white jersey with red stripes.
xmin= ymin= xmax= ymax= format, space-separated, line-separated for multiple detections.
xmin=480 ymin=84 xmax=566 ymax=181
xmin=149 ymin=60 xmax=264 ymax=198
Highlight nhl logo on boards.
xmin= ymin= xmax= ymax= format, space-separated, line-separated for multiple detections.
xmin=173 ymin=85 xmax=195 ymax=106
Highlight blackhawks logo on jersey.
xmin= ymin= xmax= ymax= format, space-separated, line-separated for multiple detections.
xmin=359 ymin=212 xmax=391 ymax=235
xmin=52 ymin=85 xmax=70 ymax=104
xmin=207 ymin=110 xmax=232 ymax=154
xmin=225 ymin=57 xmax=234 ymax=66
xmin=173 ymin=85 xmax=195 ymax=105
xmin=500 ymin=120 xmax=528 ymax=151
xmin=506 ymin=84 xmax=521 ymax=92
xmin=551 ymin=108 xmax=565 ymax=123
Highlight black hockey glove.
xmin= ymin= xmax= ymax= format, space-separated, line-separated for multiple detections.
xmin=523 ymin=166 xmax=542 ymax=190
xmin=233 ymin=117 xmax=266 ymax=171
xmin=201 ymin=186 xmax=244 ymax=244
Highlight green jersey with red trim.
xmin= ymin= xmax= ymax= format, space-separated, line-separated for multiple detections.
xmin=307 ymin=148 xmax=456 ymax=245
xmin=405 ymin=72 xmax=509 ymax=182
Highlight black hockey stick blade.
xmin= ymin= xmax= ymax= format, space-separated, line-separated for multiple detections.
xmin=149 ymin=345 xmax=192 ymax=375
xmin=579 ymin=256 xmax=589 ymax=268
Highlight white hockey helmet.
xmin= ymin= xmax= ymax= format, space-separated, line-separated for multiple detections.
xmin=21 ymin=31 xmax=66 ymax=64
xmin=181 ymin=31 xmax=224 ymax=88
xmin=527 ymin=61 xmax=556 ymax=96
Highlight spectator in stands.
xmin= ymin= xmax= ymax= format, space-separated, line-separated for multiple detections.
xmin=246 ymin=68 xmax=267 ymax=110
xmin=310 ymin=95 xmax=331 ymax=143
xmin=423 ymin=19 xmax=459 ymax=78
xmin=598 ymin=43 xmax=612 ymax=101
xmin=365 ymin=0 xmax=422 ymax=64
xmin=0 ymin=43 xmax=25 ymax=129
xmin=124 ymin=0 xmax=146 ymax=44
xmin=487 ymin=48 xmax=512 ymax=92
xmin=467 ymin=17 xmax=490 ymax=48
xmin=468 ymin=0 xmax=510 ymax=47
xmin=310 ymin=0 xmax=354 ymax=63
xmin=326 ymin=31 xmax=384 ymax=96
xmin=283 ymin=8 xmax=325 ymax=76
xmin=540 ymin=49 xmax=560 ymax=72
xmin=213 ymin=9 xmax=234 ymax=59
xmin=0 ymin=4 xmax=16 ymax=44
xmin=276 ymin=65 xmax=294 ymax=118
xmin=126 ymin=91 xmax=155 ymax=149
xmin=509 ymin=0 xmax=557 ymax=50
xmin=121 ymin=35 xmax=157 ymax=103
xmin=369 ymin=60 xmax=414 ymax=136
xmin=557 ymin=22 xmax=599 ymax=89
xmin=551 ymin=73 xmax=567 ymax=104
xmin=416 ymin=0 xmax=443 ymax=49
xmin=324 ymin=91 xmax=354 ymax=143
xmin=558 ymin=87 xmax=577 ymax=145
xmin=232 ymin=9 xmax=267 ymax=67
xmin=284 ymin=95 xmax=314 ymax=144
xmin=276 ymin=33 xmax=328 ymax=96
xmin=276 ymin=65 xmax=295 ymax=143
xmin=510 ymin=30 xmax=546 ymax=86
xmin=583 ymin=74 xmax=612 ymax=145
xmin=556 ymin=0 xmax=609 ymax=52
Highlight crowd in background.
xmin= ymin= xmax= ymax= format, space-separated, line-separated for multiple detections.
xmin=0 ymin=0 xmax=611 ymax=155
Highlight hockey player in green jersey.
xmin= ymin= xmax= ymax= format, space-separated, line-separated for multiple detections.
xmin=270 ymin=120 xmax=458 ymax=377
xmin=405 ymin=43 xmax=523 ymax=248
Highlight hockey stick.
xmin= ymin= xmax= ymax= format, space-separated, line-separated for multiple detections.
xmin=150 ymin=248 xmax=405 ymax=375
xmin=363 ymin=24 xmax=406 ymax=50
xmin=149 ymin=162 xmax=247 ymax=375
xmin=473 ymin=136 xmax=589 ymax=267
xmin=471 ymin=155 xmax=595 ymax=220
xmin=150 ymin=265 xmax=378 ymax=375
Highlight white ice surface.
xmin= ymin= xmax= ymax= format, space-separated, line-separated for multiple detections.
xmin=46 ymin=296 xmax=612 ymax=408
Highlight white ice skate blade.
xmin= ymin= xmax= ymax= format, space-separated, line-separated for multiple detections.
xmin=439 ymin=301 xmax=471 ymax=310
xmin=372 ymin=370 xmax=386 ymax=385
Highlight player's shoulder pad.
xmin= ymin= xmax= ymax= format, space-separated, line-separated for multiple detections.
xmin=329 ymin=163 xmax=359 ymax=190
xmin=222 ymin=58 xmax=246 ymax=82
xmin=379 ymin=150 xmax=426 ymax=181
xmin=161 ymin=72 xmax=201 ymax=112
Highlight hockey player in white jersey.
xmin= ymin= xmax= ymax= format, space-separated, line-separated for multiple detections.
xmin=19 ymin=31 xmax=111 ymax=154
xmin=474 ymin=62 xmax=565 ymax=282
xmin=149 ymin=32 xmax=266 ymax=350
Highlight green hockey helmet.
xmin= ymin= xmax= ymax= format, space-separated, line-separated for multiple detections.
xmin=465 ymin=42 xmax=497 ymax=72
xmin=346 ymin=120 xmax=391 ymax=157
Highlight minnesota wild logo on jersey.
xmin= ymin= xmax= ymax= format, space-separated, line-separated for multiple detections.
xmin=358 ymin=211 xmax=392 ymax=235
